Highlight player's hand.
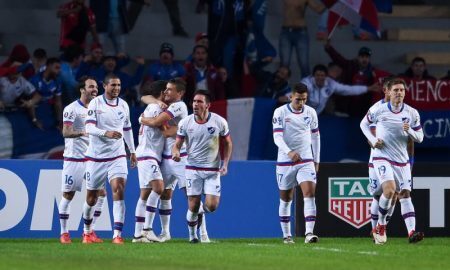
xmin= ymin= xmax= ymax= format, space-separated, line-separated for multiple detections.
xmin=130 ymin=153 xmax=137 ymax=168
xmin=172 ymin=152 xmax=181 ymax=162
xmin=314 ymin=162 xmax=319 ymax=173
xmin=403 ymin=122 xmax=410 ymax=131
xmin=373 ymin=139 xmax=384 ymax=149
xmin=288 ymin=151 xmax=301 ymax=162
xmin=105 ymin=131 xmax=122 ymax=139
xmin=220 ymin=165 xmax=228 ymax=176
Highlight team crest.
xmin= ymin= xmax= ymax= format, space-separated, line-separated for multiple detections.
xmin=328 ymin=177 xmax=372 ymax=229
xmin=207 ymin=127 xmax=215 ymax=134
xmin=304 ymin=116 xmax=311 ymax=125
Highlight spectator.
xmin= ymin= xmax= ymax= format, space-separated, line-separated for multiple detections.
xmin=279 ymin=0 xmax=325 ymax=78
xmin=127 ymin=0 xmax=151 ymax=31
xmin=257 ymin=66 xmax=291 ymax=106
xmin=29 ymin=58 xmax=64 ymax=130
xmin=400 ymin=57 xmax=436 ymax=80
xmin=0 ymin=70 xmax=43 ymax=129
xmin=301 ymin=64 xmax=380 ymax=115
xmin=324 ymin=41 xmax=390 ymax=116
xmin=217 ymin=66 xmax=237 ymax=99
xmin=32 ymin=48 xmax=47 ymax=74
xmin=146 ymin=42 xmax=185 ymax=82
xmin=1 ymin=44 xmax=34 ymax=79
xmin=184 ymin=45 xmax=225 ymax=104
xmin=162 ymin=0 xmax=188 ymax=37
xmin=59 ymin=45 xmax=85 ymax=105
xmin=57 ymin=0 xmax=98 ymax=51
xmin=90 ymin=0 xmax=129 ymax=54
xmin=185 ymin=32 xmax=209 ymax=63
xmin=327 ymin=62 xmax=343 ymax=82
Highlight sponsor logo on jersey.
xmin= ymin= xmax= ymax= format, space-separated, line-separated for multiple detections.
xmin=328 ymin=177 xmax=372 ymax=229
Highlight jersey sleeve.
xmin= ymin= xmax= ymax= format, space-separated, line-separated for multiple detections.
xmin=411 ymin=109 xmax=422 ymax=131
xmin=166 ymin=102 xmax=183 ymax=119
xmin=272 ymin=108 xmax=284 ymax=133
xmin=176 ymin=118 xmax=187 ymax=139
xmin=123 ymin=102 xmax=132 ymax=131
xmin=219 ymin=116 xmax=230 ymax=137
xmin=62 ymin=105 xmax=75 ymax=125
xmin=310 ymin=109 xmax=319 ymax=133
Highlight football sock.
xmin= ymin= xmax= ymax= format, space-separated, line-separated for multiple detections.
xmin=370 ymin=198 xmax=379 ymax=229
xmin=186 ymin=210 xmax=198 ymax=240
xmin=279 ymin=199 xmax=292 ymax=238
xmin=378 ymin=194 xmax=392 ymax=225
xmin=134 ymin=199 xmax=146 ymax=238
xmin=113 ymin=200 xmax=125 ymax=238
xmin=400 ymin=197 xmax=416 ymax=234
xmin=144 ymin=191 xmax=160 ymax=230
xmin=58 ymin=197 xmax=71 ymax=234
xmin=159 ymin=199 xmax=172 ymax=235
xmin=82 ymin=201 xmax=94 ymax=233
xmin=304 ymin=197 xmax=317 ymax=235
xmin=91 ymin=195 xmax=105 ymax=231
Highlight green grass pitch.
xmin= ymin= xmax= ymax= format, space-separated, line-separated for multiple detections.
xmin=1 ymin=238 xmax=449 ymax=270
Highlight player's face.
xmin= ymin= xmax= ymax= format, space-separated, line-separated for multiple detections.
xmin=313 ymin=70 xmax=327 ymax=87
xmin=82 ymin=79 xmax=98 ymax=101
xmin=192 ymin=94 xmax=210 ymax=117
xmin=164 ymin=83 xmax=181 ymax=103
xmin=290 ymin=92 xmax=308 ymax=111
xmin=389 ymin=83 xmax=405 ymax=104
xmin=104 ymin=78 xmax=121 ymax=99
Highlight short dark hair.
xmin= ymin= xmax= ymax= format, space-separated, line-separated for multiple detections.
xmin=168 ymin=77 xmax=186 ymax=93
xmin=63 ymin=45 xmax=84 ymax=62
xmin=103 ymin=74 xmax=120 ymax=85
xmin=33 ymin=48 xmax=47 ymax=59
xmin=386 ymin=78 xmax=407 ymax=91
xmin=77 ymin=76 xmax=97 ymax=92
xmin=46 ymin=57 xmax=60 ymax=66
xmin=142 ymin=80 xmax=167 ymax=98
xmin=193 ymin=89 xmax=211 ymax=103
xmin=411 ymin=57 xmax=426 ymax=65
xmin=313 ymin=64 xmax=328 ymax=75
xmin=192 ymin=44 xmax=208 ymax=54
xmin=292 ymin=83 xmax=308 ymax=95
xmin=381 ymin=75 xmax=395 ymax=89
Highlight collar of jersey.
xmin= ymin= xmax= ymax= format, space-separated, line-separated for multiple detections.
xmin=388 ymin=102 xmax=404 ymax=114
xmin=194 ymin=112 xmax=211 ymax=124
xmin=77 ymin=99 xmax=86 ymax=108
xmin=287 ymin=104 xmax=304 ymax=114
xmin=102 ymin=94 xmax=119 ymax=107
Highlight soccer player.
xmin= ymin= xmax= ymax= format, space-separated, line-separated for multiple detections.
xmin=141 ymin=78 xmax=211 ymax=243
xmin=82 ymin=74 xmax=137 ymax=244
xmin=132 ymin=81 xmax=166 ymax=243
xmin=173 ymin=89 xmax=232 ymax=243
xmin=360 ymin=78 xmax=424 ymax=244
xmin=272 ymin=83 xmax=320 ymax=244
xmin=58 ymin=77 xmax=106 ymax=244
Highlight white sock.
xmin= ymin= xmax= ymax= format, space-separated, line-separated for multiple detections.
xmin=59 ymin=197 xmax=71 ymax=234
xmin=400 ymin=197 xmax=416 ymax=234
xmin=134 ymin=199 xmax=146 ymax=237
xmin=91 ymin=195 xmax=105 ymax=231
xmin=199 ymin=201 xmax=205 ymax=214
xmin=82 ymin=201 xmax=95 ymax=233
xmin=144 ymin=191 xmax=160 ymax=230
xmin=304 ymin=197 xmax=317 ymax=235
xmin=370 ymin=198 xmax=379 ymax=229
xmin=279 ymin=199 xmax=292 ymax=238
xmin=198 ymin=201 xmax=208 ymax=236
xmin=113 ymin=200 xmax=125 ymax=238
xmin=378 ymin=194 xmax=392 ymax=225
xmin=386 ymin=202 xmax=396 ymax=225
xmin=186 ymin=210 xmax=198 ymax=241
xmin=159 ymin=199 xmax=172 ymax=235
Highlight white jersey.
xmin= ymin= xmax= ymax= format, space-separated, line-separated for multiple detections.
xmin=136 ymin=103 xmax=165 ymax=162
xmin=272 ymin=104 xmax=319 ymax=164
xmin=0 ymin=76 xmax=35 ymax=106
xmin=62 ymin=99 xmax=89 ymax=160
xmin=367 ymin=99 xmax=386 ymax=165
xmin=177 ymin=112 xmax=230 ymax=170
xmin=162 ymin=100 xmax=188 ymax=158
xmin=367 ymin=102 xmax=422 ymax=165
xmin=85 ymin=95 xmax=132 ymax=160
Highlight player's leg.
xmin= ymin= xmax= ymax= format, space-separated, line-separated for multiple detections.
xmin=396 ymin=165 xmax=423 ymax=243
xmin=133 ymin=188 xmax=151 ymax=242
xmin=185 ymin=169 xmax=202 ymax=243
xmin=59 ymin=191 xmax=74 ymax=244
xmin=90 ymin=188 xmax=106 ymax=243
xmin=370 ymin=196 xmax=379 ymax=230
xmin=159 ymin=188 xmax=174 ymax=241
xmin=143 ymin=178 xmax=164 ymax=242
xmin=298 ymin=163 xmax=318 ymax=243
xmin=368 ymin=166 xmax=380 ymax=231
xmin=108 ymin=157 xmax=128 ymax=244
xmin=277 ymin=165 xmax=296 ymax=244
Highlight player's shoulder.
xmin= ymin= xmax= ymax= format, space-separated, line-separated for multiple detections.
xmin=274 ymin=104 xmax=288 ymax=114
xmin=210 ymin=112 xmax=227 ymax=123
xmin=179 ymin=114 xmax=194 ymax=125
xmin=169 ymin=100 xmax=188 ymax=110
xmin=403 ymin=103 xmax=419 ymax=114
xmin=303 ymin=104 xmax=317 ymax=115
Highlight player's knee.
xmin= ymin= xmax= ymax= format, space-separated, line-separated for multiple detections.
xmin=86 ymin=197 xmax=97 ymax=206
xmin=63 ymin=192 xmax=75 ymax=200
xmin=204 ymin=202 xmax=218 ymax=213
xmin=398 ymin=189 xmax=410 ymax=198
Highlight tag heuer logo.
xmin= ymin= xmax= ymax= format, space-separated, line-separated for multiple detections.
xmin=328 ymin=177 xmax=372 ymax=229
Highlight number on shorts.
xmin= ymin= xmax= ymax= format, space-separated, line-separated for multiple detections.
xmin=277 ymin=174 xmax=283 ymax=183
xmin=186 ymin=179 xmax=192 ymax=188
xmin=85 ymin=172 xmax=90 ymax=182
xmin=65 ymin=175 xmax=73 ymax=185
xmin=369 ymin=178 xmax=378 ymax=190
xmin=151 ymin=165 xmax=159 ymax=173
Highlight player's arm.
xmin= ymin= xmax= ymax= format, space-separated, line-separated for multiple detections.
xmin=123 ymin=106 xmax=137 ymax=168
xmin=404 ymin=110 xmax=424 ymax=143
xmin=172 ymin=119 xmax=186 ymax=162
xmin=333 ymin=79 xmax=369 ymax=96
xmin=272 ymin=110 xmax=300 ymax=162
xmin=62 ymin=123 xmax=85 ymax=138
xmin=161 ymin=125 xmax=177 ymax=138
xmin=310 ymin=111 xmax=320 ymax=172
xmin=360 ymin=112 xmax=383 ymax=149
xmin=407 ymin=137 xmax=414 ymax=170
xmin=220 ymin=134 xmax=233 ymax=176
xmin=140 ymin=110 xmax=172 ymax=127
xmin=141 ymin=95 xmax=167 ymax=109
xmin=85 ymin=103 xmax=121 ymax=139
xmin=54 ymin=95 xmax=63 ymax=129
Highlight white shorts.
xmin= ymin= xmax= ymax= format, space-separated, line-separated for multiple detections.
xmin=85 ymin=157 xmax=128 ymax=190
xmin=276 ymin=162 xmax=317 ymax=190
xmin=138 ymin=158 xmax=163 ymax=189
xmin=373 ymin=160 xmax=411 ymax=191
xmin=368 ymin=165 xmax=383 ymax=196
xmin=61 ymin=160 xmax=86 ymax=192
xmin=185 ymin=168 xmax=221 ymax=196
xmin=161 ymin=157 xmax=186 ymax=190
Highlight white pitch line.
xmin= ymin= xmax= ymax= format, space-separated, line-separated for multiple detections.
xmin=312 ymin=247 xmax=378 ymax=256
xmin=247 ymin=243 xmax=279 ymax=247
